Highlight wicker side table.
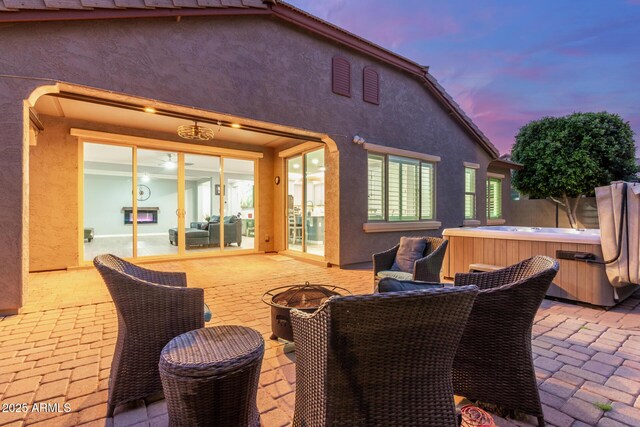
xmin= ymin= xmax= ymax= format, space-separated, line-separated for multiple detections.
xmin=159 ymin=326 xmax=264 ymax=427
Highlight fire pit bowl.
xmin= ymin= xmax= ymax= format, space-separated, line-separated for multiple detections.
xmin=262 ymin=282 xmax=351 ymax=341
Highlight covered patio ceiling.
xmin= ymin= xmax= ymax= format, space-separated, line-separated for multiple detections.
xmin=33 ymin=93 xmax=309 ymax=149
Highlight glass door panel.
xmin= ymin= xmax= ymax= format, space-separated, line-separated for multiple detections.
xmin=83 ymin=143 xmax=133 ymax=261
xmin=184 ymin=154 xmax=221 ymax=253
xmin=305 ymin=149 xmax=325 ymax=256
xmin=287 ymin=156 xmax=304 ymax=252
xmin=136 ymin=149 xmax=179 ymax=257
xmin=223 ymin=158 xmax=255 ymax=251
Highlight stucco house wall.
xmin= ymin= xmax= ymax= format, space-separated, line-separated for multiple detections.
xmin=0 ymin=12 xmax=505 ymax=311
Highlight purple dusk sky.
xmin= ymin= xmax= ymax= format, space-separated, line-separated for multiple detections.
xmin=288 ymin=0 xmax=640 ymax=155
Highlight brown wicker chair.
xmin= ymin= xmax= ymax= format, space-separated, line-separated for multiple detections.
xmin=372 ymin=236 xmax=448 ymax=287
xmin=452 ymin=256 xmax=559 ymax=427
xmin=94 ymin=254 xmax=206 ymax=417
xmin=291 ymin=285 xmax=479 ymax=427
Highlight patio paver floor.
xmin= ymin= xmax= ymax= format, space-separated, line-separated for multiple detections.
xmin=0 ymin=254 xmax=639 ymax=426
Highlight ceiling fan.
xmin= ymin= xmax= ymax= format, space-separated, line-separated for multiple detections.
xmin=158 ymin=153 xmax=193 ymax=169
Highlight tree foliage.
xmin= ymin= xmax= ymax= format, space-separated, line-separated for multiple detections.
xmin=511 ymin=112 xmax=637 ymax=227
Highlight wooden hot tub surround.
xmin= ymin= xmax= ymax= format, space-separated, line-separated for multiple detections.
xmin=443 ymin=226 xmax=637 ymax=307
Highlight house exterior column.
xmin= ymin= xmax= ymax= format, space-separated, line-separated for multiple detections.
xmin=0 ymin=80 xmax=40 ymax=313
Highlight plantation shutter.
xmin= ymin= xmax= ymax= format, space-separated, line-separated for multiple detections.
xmin=367 ymin=154 xmax=385 ymax=220
xmin=388 ymin=156 xmax=419 ymax=221
xmin=421 ymin=163 xmax=434 ymax=219
xmin=464 ymin=168 xmax=476 ymax=220
xmin=487 ymin=177 xmax=502 ymax=219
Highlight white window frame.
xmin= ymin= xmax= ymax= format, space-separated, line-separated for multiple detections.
xmin=487 ymin=172 xmax=505 ymax=225
xmin=365 ymin=148 xmax=440 ymax=232
xmin=463 ymin=165 xmax=478 ymax=225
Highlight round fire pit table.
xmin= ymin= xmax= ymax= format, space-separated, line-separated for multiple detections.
xmin=262 ymin=282 xmax=351 ymax=341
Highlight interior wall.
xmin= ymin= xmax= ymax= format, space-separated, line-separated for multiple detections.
xmin=29 ymin=115 xmax=79 ymax=271
xmin=29 ymin=114 xmax=277 ymax=270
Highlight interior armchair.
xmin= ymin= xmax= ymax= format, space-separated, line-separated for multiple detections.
xmin=373 ymin=236 xmax=448 ymax=286
xmin=93 ymin=254 xmax=211 ymax=417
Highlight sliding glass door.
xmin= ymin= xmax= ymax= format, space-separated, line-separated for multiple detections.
xmin=286 ymin=148 xmax=325 ymax=256
xmin=135 ymin=149 xmax=179 ymax=257
xmin=81 ymin=141 xmax=257 ymax=263
xmin=183 ymin=154 xmax=220 ymax=253
xmin=83 ymin=143 xmax=134 ymax=261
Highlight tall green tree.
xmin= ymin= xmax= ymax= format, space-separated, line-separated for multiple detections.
xmin=511 ymin=112 xmax=637 ymax=228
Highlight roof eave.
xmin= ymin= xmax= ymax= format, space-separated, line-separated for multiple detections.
xmin=489 ymin=159 xmax=523 ymax=170
xmin=0 ymin=6 xmax=271 ymax=23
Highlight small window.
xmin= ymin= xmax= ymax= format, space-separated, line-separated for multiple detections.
xmin=332 ymin=56 xmax=351 ymax=97
xmin=464 ymin=168 xmax=476 ymax=220
xmin=363 ymin=66 xmax=379 ymax=104
xmin=487 ymin=177 xmax=503 ymax=219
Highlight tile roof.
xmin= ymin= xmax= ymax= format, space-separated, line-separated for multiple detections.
xmin=0 ymin=0 xmax=269 ymax=11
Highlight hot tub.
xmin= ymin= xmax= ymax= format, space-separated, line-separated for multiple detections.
xmin=442 ymin=226 xmax=636 ymax=306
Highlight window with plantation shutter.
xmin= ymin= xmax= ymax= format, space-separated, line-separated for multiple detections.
xmin=367 ymin=154 xmax=385 ymax=220
xmin=363 ymin=66 xmax=379 ymax=104
xmin=388 ymin=156 xmax=419 ymax=221
xmin=367 ymin=152 xmax=435 ymax=222
xmin=421 ymin=163 xmax=434 ymax=219
xmin=487 ymin=177 xmax=503 ymax=219
xmin=332 ymin=56 xmax=351 ymax=97
xmin=464 ymin=167 xmax=476 ymax=220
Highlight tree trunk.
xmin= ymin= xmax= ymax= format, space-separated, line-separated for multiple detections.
xmin=562 ymin=194 xmax=580 ymax=229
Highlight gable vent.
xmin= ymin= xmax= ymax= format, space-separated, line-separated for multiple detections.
xmin=363 ymin=66 xmax=379 ymax=105
xmin=332 ymin=56 xmax=351 ymax=97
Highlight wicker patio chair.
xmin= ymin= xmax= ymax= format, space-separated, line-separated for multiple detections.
xmin=372 ymin=236 xmax=448 ymax=287
xmin=94 ymin=254 xmax=206 ymax=417
xmin=291 ymin=285 xmax=479 ymax=427
xmin=452 ymin=256 xmax=559 ymax=427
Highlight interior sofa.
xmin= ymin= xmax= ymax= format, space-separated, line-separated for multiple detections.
xmin=169 ymin=216 xmax=242 ymax=248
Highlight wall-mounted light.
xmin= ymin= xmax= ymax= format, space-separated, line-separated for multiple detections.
xmin=352 ymin=135 xmax=366 ymax=145
xmin=143 ymin=107 xmax=157 ymax=114
xmin=231 ymin=123 xmax=241 ymax=129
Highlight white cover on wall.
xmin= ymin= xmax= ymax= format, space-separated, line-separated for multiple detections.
xmin=595 ymin=181 xmax=640 ymax=287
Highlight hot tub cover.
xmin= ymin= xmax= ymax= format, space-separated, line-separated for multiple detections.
xmin=596 ymin=181 xmax=640 ymax=288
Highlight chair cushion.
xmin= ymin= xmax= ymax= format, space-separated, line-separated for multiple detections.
xmin=376 ymin=277 xmax=444 ymax=293
xmin=377 ymin=270 xmax=413 ymax=281
xmin=391 ymin=237 xmax=427 ymax=272
xmin=204 ymin=303 xmax=212 ymax=323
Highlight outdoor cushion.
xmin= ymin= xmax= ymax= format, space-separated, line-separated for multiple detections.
xmin=204 ymin=303 xmax=212 ymax=323
xmin=391 ymin=237 xmax=428 ymax=272
xmin=376 ymin=277 xmax=443 ymax=293
xmin=376 ymin=270 xmax=413 ymax=281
